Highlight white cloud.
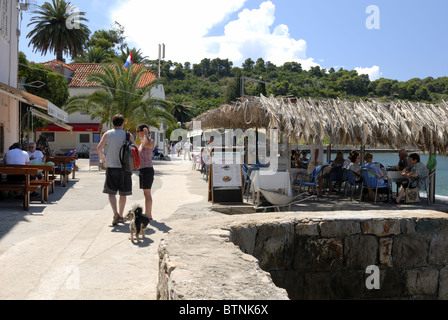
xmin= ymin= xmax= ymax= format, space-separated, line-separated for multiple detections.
xmin=355 ymin=65 xmax=382 ymax=81
xmin=111 ymin=0 xmax=318 ymax=69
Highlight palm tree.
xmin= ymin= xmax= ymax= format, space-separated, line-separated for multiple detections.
xmin=27 ymin=0 xmax=90 ymax=61
xmin=64 ymin=62 xmax=175 ymax=131
xmin=73 ymin=46 xmax=111 ymax=63
xmin=171 ymin=95 xmax=196 ymax=124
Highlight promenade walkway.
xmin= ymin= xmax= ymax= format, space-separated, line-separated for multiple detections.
xmin=0 ymin=156 xmax=207 ymax=300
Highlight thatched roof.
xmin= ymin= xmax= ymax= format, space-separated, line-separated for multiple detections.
xmin=189 ymin=94 xmax=448 ymax=155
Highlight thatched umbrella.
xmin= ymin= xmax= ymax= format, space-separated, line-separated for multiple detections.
xmin=189 ymin=95 xmax=448 ymax=155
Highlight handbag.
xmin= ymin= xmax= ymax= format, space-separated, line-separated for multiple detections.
xmin=405 ymin=187 xmax=420 ymax=203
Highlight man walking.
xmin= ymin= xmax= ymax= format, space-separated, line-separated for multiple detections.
xmin=97 ymin=114 xmax=135 ymax=226
xmin=183 ymin=139 xmax=192 ymax=161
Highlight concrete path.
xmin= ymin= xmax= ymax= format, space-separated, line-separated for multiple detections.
xmin=0 ymin=156 xmax=208 ymax=300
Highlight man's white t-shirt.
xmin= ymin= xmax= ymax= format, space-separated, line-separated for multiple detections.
xmin=28 ymin=150 xmax=45 ymax=162
xmin=6 ymin=148 xmax=30 ymax=165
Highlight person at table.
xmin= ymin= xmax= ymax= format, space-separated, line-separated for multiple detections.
xmin=395 ymin=153 xmax=428 ymax=203
xmin=397 ymin=149 xmax=410 ymax=171
xmin=348 ymin=151 xmax=362 ymax=182
xmin=307 ymin=143 xmax=324 ymax=196
xmin=364 ymin=153 xmax=389 ymax=201
xmin=5 ymin=143 xmax=38 ymax=196
xmin=363 ymin=153 xmax=387 ymax=184
xmin=27 ymin=142 xmax=46 ymax=164
xmin=344 ymin=150 xmax=356 ymax=168
xmin=298 ymin=152 xmax=309 ymax=169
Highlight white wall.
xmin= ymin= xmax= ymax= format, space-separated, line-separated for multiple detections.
xmin=0 ymin=0 xmax=20 ymax=155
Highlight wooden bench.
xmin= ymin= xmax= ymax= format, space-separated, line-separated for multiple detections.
xmin=46 ymin=156 xmax=78 ymax=187
xmin=0 ymin=167 xmax=40 ymax=210
xmin=0 ymin=164 xmax=55 ymax=201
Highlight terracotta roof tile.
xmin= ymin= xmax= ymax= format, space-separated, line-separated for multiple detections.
xmin=42 ymin=60 xmax=156 ymax=88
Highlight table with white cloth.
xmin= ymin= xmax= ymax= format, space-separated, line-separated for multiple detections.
xmin=250 ymin=170 xmax=293 ymax=206
xmin=387 ymin=171 xmax=409 ymax=196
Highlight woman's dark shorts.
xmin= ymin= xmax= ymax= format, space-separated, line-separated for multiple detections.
xmin=103 ymin=168 xmax=132 ymax=196
xmin=139 ymin=167 xmax=154 ymax=190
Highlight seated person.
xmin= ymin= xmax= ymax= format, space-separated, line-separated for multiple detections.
xmin=298 ymin=152 xmax=309 ymax=169
xmin=331 ymin=151 xmax=345 ymax=168
xmin=5 ymin=143 xmax=39 ymax=196
xmin=27 ymin=142 xmax=46 ymax=164
xmin=396 ymin=149 xmax=410 ymax=171
xmin=395 ymin=153 xmax=428 ymax=203
xmin=363 ymin=153 xmax=387 ymax=184
xmin=153 ymin=145 xmax=165 ymax=160
xmin=348 ymin=151 xmax=362 ymax=182
xmin=363 ymin=153 xmax=388 ymax=201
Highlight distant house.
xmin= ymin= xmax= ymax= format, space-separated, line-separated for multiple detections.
xmin=38 ymin=60 xmax=167 ymax=156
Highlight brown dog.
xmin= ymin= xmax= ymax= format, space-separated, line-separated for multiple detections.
xmin=124 ymin=205 xmax=150 ymax=243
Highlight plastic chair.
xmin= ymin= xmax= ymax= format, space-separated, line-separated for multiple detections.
xmin=294 ymin=165 xmax=323 ymax=194
xmin=360 ymin=168 xmax=391 ymax=203
xmin=191 ymin=154 xmax=202 ymax=170
xmin=344 ymin=168 xmax=363 ymax=200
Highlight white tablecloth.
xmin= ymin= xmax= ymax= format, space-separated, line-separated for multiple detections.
xmin=250 ymin=170 xmax=293 ymax=197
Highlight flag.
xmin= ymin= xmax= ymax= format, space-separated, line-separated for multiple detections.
xmin=124 ymin=51 xmax=133 ymax=69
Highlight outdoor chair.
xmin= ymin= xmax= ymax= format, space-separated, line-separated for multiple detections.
xmin=241 ymin=164 xmax=252 ymax=202
xmin=421 ymin=170 xmax=436 ymax=204
xmin=329 ymin=165 xmax=344 ymax=193
xmin=191 ymin=154 xmax=202 ymax=171
xmin=293 ymin=165 xmax=323 ymax=195
xmin=344 ymin=168 xmax=363 ymax=200
xmin=359 ymin=168 xmax=391 ymax=203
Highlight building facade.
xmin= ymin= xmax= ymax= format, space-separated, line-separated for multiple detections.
xmin=0 ymin=0 xmax=20 ymax=156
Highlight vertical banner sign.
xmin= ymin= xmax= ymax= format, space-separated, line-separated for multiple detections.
xmin=208 ymin=148 xmax=243 ymax=204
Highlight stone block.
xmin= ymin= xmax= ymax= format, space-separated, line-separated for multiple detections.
xmin=229 ymin=223 xmax=258 ymax=255
xmin=429 ymin=234 xmax=448 ymax=266
xmin=401 ymin=218 xmax=416 ymax=234
xmin=392 ymin=234 xmax=428 ymax=269
xmin=319 ymin=220 xmax=360 ymax=237
xmin=331 ymin=270 xmax=365 ymax=299
xmin=361 ymin=219 xmax=400 ymax=236
xmin=379 ymin=237 xmax=393 ymax=267
xmin=416 ymin=218 xmax=439 ymax=235
xmin=438 ymin=267 xmax=448 ymax=300
xmin=296 ymin=221 xmax=319 ymax=236
xmin=253 ymin=222 xmax=294 ymax=270
xmin=406 ymin=267 xmax=438 ymax=296
xmin=293 ymin=237 xmax=343 ymax=271
xmin=344 ymin=235 xmax=378 ymax=269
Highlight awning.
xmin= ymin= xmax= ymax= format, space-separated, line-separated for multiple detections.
xmin=32 ymin=109 xmax=73 ymax=131
xmin=0 ymin=81 xmax=47 ymax=110
xmin=37 ymin=123 xmax=101 ymax=132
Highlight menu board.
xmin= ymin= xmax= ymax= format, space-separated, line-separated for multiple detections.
xmin=208 ymin=148 xmax=243 ymax=204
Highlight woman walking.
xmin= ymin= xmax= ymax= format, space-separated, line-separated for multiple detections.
xmin=137 ymin=124 xmax=155 ymax=220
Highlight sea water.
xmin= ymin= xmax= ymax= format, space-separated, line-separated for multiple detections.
xmin=341 ymin=152 xmax=448 ymax=197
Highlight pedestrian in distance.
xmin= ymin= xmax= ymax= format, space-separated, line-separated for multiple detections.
xmin=183 ymin=139 xmax=192 ymax=161
xmin=97 ymin=114 xmax=134 ymax=226
xmin=136 ymin=124 xmax=155 ymax=220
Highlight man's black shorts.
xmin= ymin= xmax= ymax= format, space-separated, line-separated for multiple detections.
xmin=139 ymin=167 xmax=154 ymax=190
xmin=103 ymin=168 xmax=132 ymax=196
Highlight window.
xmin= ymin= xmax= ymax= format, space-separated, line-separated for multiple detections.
xmin=79 ymin=134 xmax=90 ymax=143
xmin=0 ymin=0 xmax=8 ymax=41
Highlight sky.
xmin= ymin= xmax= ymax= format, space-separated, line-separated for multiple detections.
xmin=18 ymin=0 xmax=448 ymax=82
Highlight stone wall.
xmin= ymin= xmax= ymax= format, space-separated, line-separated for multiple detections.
xmin=229 ymin=216 xmax=448 ymax=299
